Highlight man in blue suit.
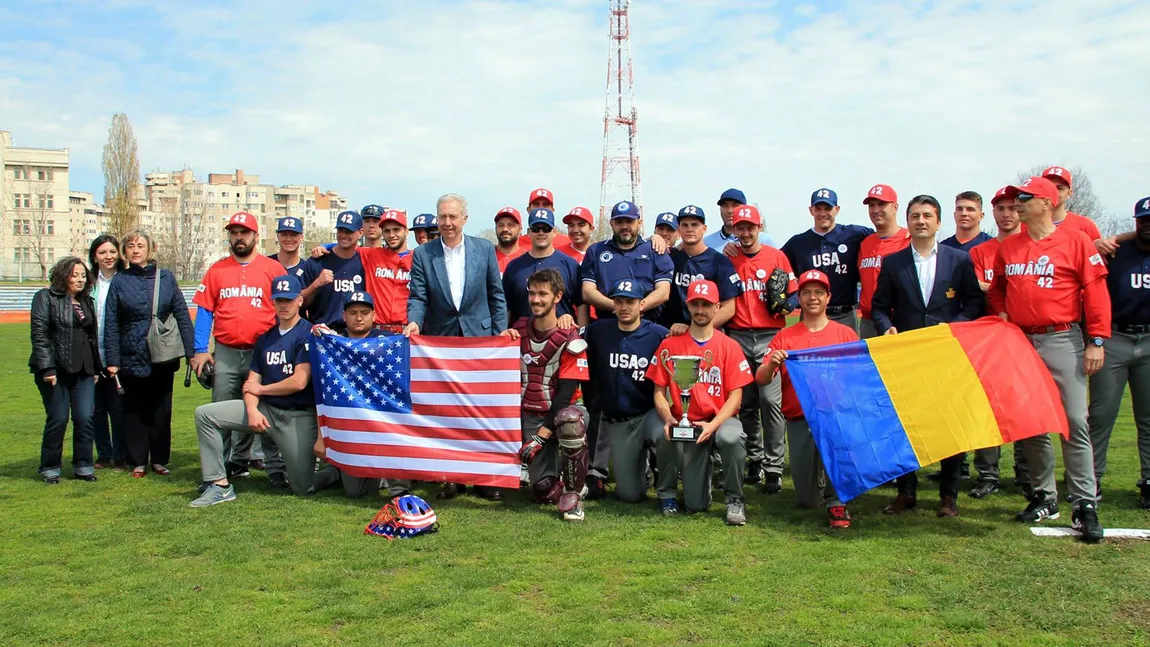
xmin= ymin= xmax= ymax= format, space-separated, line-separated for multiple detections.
xmin=405 ymin=192 xmax=517 ymax=500
xmin=870 ymin=194 xmax=985 ymax=518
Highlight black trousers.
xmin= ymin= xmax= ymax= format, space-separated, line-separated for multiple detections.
xmin=897 ymin=454 xmax=964 ymax=499
xmin=93 ymin=375 xmax=125 ymax=462
xmin=120 ymin=362 xmax=177 ymax=468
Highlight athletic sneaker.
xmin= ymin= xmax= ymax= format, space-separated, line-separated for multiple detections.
xmin=563 ymin=501 xmax=585 ymax=522
xmin=744 ymin=464 xmax=763 ymax=485
xmin=969 ymin=480 xmax=1000 ymax=499
xmin=828 ymin=505 xmax=851 ymax=528
xmin=1071 ymin=503 xmax=1104 ymax=543
xmin=225 ymin=461 xmax=250 ymax=479
xmin=760 ymin=473 xmax=782 ymax=495
xmin=1016 ymin=497 xmax=1060 ymax=523
xmin=190 ymin=484 xmax=236 ymax=508
xmin=659 ymin=498 xmax=680 ymax=517
xmin=586 ymin=476 xmax=606 ymax=500
xmin=1139 ymin=481 xmax=1150 ymax=510
xmin=726 ymin=500 xmax=747 ymax=526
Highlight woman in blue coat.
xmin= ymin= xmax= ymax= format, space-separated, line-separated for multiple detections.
xmin=104 ymin=230 xmax=195 ymax=478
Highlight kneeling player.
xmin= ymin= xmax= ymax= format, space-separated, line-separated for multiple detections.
xmin=758 ymin=270 xmax=857 ymax=528
xmin=647 ymin=280 xmax=753 ymax=525
xmin=515 ymin=269 xmax=592 ymax=522
xmin=190 ymin=275 xmax=317 ymax=506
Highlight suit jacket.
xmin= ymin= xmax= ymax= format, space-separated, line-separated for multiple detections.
xmin=407 ymin=235 xmax=508 ymax=337
xmin=871 ymin=244 xmax=984 ymax=334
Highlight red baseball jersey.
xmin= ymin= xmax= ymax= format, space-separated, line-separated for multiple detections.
xmin=729 ymin=246 xmax=797 ymax=330
xmin=514 ymin=317 xmax=588 ymax=413
xmin=988 ymin=227 xmax=1112 ymax=336
xmin=358 ymin=247 xmax=412 ymax=326
xmin=1021 ymin=212 xmax=1102 ymax=241
xmin=645 ymin=330 xmax=753 ymax=422
xmin=968 ymin=238 xmax=1000 ymax=284
xmin=497 ymin=246 xmax=527 ymax=274
xmin=555 ymin=242 xmax=590 ymax=265
xmin=767 ymin=321 xmax=859 ymax=420
xmin=193 ymin=254 xmax=283 ymax=349
xmin=857 ymin=229 xmax=910 ymax=318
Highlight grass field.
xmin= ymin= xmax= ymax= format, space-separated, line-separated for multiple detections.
xmin=2 ymin=323 xmax=1149 ymax=646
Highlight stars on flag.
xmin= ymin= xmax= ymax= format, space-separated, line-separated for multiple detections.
xmin=315 ymin=334 xmax=411 ymax=411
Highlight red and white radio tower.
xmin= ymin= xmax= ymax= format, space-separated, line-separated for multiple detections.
xmin=599 ymin=0 xmax=642 ymax=226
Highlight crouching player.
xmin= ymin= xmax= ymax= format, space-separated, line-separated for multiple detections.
xmin=647 ymin=280 xmax=753 ymax=525
xmin=190 ymin=275 xmax=316 ymax=506
xmin=515 ymin=269 xmax=592 ymax=522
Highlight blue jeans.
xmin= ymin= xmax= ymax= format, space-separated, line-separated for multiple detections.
xmin=36 ymin=372 xmax=96 ymax=478
xmin=92 ymin=374 xmax=125 ymax=462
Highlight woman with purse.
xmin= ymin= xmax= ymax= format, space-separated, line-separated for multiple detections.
xmin=89 ymin=235 xmax=125 ymax=470
xmin=28 ymin=257 xmax=101 ymax=484
xmin=104 ymin=230 xmax=195 ymax=478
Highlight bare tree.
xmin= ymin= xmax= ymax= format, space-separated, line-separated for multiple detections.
xmin=154 ymin=186 xmax=218 ymax=282
xmin=594 ymin=209 xmax=612 ymax=242
xmin=1016 ymin=165 xmax=1103 ymax=220
xmin=476 ymin=227 xmax=499 ymax=245
xmin=102 ymin=113 xmax=141 ymax=236
xmin=13 ymin=168 xmax=59 ymax=280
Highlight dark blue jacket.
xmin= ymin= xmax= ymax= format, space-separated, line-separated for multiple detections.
xmin=870 ymin=245 xmax=984 ymax=335
xmin=104 ymin=262 xmax=195 ymax=377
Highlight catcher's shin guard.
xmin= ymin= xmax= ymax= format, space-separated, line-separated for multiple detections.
xmin=555 ymin=407 xmax=589 ymax=513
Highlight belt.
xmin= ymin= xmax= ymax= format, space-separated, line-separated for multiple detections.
xmin=273 ymin=404 xmax=316 ymax=412
xmin=603 ymin=413 xmax=643 ymax=424
xmin=1115 ymin=324 xmax=1150 ymax=335
xmin=1018 ymin=323 xmax=1073 ymax=335
xmin=826 ymin=305 xmax=855 ymax=316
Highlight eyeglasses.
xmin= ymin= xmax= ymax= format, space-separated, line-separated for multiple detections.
xmin=1016 ymin=193 xmax=1035 ymax=203
xmin=529 ymin=225 xmax=553 ymax=234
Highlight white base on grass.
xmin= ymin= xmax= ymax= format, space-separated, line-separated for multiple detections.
xmin=1030 ymin=527 xmax=1150 ymax=540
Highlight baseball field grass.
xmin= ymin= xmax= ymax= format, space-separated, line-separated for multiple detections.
xmin=1 ymin=322 xmax=1149 ymax=646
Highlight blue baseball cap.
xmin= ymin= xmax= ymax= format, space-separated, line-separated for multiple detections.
xmin=654 ymin=212 xmax=677 ymax=230
xmin=527 ymin=208 xmax=555 ymax=229
xmin=1136 ymin=197 xmax=1150 ymax=219
xmin=810 ymin=188 xmax=838 ymax=207
xmin=677 ymin=205 xmax=705 ymax=224
xmin=611 ymin=200 xmax=639 ymax=219
xmin=343 ymin=290 xmax=375 ymax=310
xmin=270 ymin=274 xmax=302 ymax=300
xmin=717 ymin=188 xmax=746 ymax=206
xmin=335 ymin=210 xmax=364 ymax=231
xmin=276 ymin=217 xmax=303 ymax=234
xmin=411 ymin=213 xmax=435 ymax=230
xmin=609 ymin=279 xmax=645 ymax=300
xmin=360 ymin=204 xmax=385 ymax=219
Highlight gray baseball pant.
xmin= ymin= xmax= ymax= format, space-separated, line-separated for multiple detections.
xmin=858 ymin=316 xmax=879 ymax=340
xmin=601 ymin=409 xmax=665 ymax=502
xmin=1018 ymin=328 xmax=1097 ymax=505
xmin=523 ymin=407 xmax=589 ymax=485
xmin=213 ymin=343 xmax=282 ymax=466
xmin=1088 ymin=330 xmax=1150 ymax=482
xmin=971 ymin=443 xmax=1030 ymax=485
xmin=728 ymin=328 xmax=785 ymax=478
xmin=830 ymin=308 xmax=858 ymax=332
xmin=787 ymin=418 xmax=843 ymax=508
xmin=312 ymin=464 xmax=382 ymax=498
xmin=194 ymin=400 xmax=311 ymax=495
xmin=656 ymin=418 xmax=745 ymax=512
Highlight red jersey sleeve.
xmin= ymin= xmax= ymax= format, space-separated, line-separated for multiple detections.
xmin=988 ymin=243 xmax=1007 ymax=316
xmin=645 ymin=340 xmax=672 ymax=387
xmin=1078 ymin=235 xmax=1112 ymax=337
xmin=558 ymin=332 xmax=589 ymax=381
xmin=193 ymin=267 xmax=217 ymax=311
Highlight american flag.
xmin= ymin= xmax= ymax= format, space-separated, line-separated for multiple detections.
xmin=312 ymin=333 xmax=522 ymax=488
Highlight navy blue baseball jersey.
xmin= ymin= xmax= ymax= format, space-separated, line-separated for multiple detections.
xmin=295 ymin=252 xmax=366 ymax=327
xmin=585 ymin=319 xmax=670 ymax=419
xmin=940 ymin=231 xmax=993 ymax=253
xmin=782 ymin=224 xmax=874 ymax=308
xmin=502 ymin=250 xmax=582 ymax=325
xmin=580 ymin=237 xmax=674 ymax=318
xmin=1105 ymin=240 xmax=1150 ymax=326
xmin=662 ymin=247 xmax=744 ymax=326
xmin=249 ymin=318 xmax=314 ymax=409
xmin=269 ymin=252 xmax=302 ymax=274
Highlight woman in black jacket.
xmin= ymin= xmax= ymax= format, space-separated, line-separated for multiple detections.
xmin=104 ymin=230 xmax=195 ymax=478
xmin=29 ymin=256 xmax=101 ymax=484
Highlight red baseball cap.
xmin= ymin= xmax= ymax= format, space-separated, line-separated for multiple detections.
xmin=382 ymin=209 xmax=407 ymax=227
xmin=494 ymin=206 xmax=522 ymax=224
xmin=1005 ymin=176 xmax=1060 ymax=207
xmin=731 ymin=204 xmax=762 ymax=227
xmin=225 ymin=211 xmax=258 ymax=233
xmin=863 ymin=184 xmax=898 ymax=205
xmin=528 ymin=188 xmax=554 ymax=206
xmin=990 ymin=186 xmax=1013 ymax=206
xmin=685 ymin=279 xmax=720 ymax=304
xmin=1041 ymin=166 xmax=1072 ymax=188
xmin=797 ymin=269 xmax=831 ymax=291
xmin=563 ymin=206 xmax=594 ymax=227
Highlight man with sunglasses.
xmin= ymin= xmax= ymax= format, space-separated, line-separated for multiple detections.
xmin=989 ymin=176 xmax=1110 ymax=543
xmin=502 ymin=209 xmax=587 ymax=327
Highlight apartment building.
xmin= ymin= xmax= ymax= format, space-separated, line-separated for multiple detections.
xmin=0 ymin=131 xmax=72 ymax=280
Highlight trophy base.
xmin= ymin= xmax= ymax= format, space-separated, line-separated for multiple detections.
xmin=670 ymin=423 xmax=702 ymax=442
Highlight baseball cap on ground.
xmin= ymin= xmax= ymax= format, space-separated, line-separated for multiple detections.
xmin=717 ymin=188 xmax=747 ymax=206
xmin=381 ymin=209 xmax=407 ymax=227
xmin=529 ymin=188 xmax=554 ymax=205
xmin=411 ymin=213 xmax=435 ymax=230
xmin=528 ymin=208 xmax=556 ymax=229
xmin=1135 ymin=197 xmax=1150 ymax=219
xmin=1041 ymin=166 xmax=1073 ymax=188
xmin=732 ymin=205 xmax=761 ymax=227
xmin=495 ymin=206 xmax=522 ymax=224
xmin=563 ymin=206 xmax=594 ymax=226
xmin=609 ymin=279 xmax=645 ymax=300
xmin=677 ymin=205 xmax=705 ymax=224
xmin=990 ymin=187 xmax=1013 ymax=206
xmin=344 ymin=291 xmax=375 ymax=309
xmin=271 ymin=274 xmax=303 ymax=300
xmin=798 ymin=270 xmax=831 ymax=291
xmin=810 ymin=188 xmax=838 ymax=207
xmin=611 ymin=201 xmax=639 ymax=219
xmin=655 ymin=212 xmax=677 ymax=229
xmin=335 ymin=211 xmax=364 ymax=231
xmin=685 ymin=279 xmax=719 ymax=304
xmin=226 ymin=211 xmax=258 ymax=233
xmin=276 ymin=217 xmax=303 ymax=233
xmin=863 ymin=184 xmax=898 ymax=205
xmin=1005 ymin=177 xmax=1060 ymax=206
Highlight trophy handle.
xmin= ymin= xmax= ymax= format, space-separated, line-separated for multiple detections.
xmin=659 ymin=348 xmax=673 ymax=374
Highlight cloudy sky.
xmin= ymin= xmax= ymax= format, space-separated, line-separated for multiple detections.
xmin=2 ymin=0 xmax=1148 ymax=241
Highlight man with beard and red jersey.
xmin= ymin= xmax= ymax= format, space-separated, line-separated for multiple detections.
xmin=557 ymin=207 xmax=595 ymax=264
xmin=515 ymin=268 xmax=592 ymax=522
xmin=494 ymin=206 xmax=527 ymax=274
xmin=857 ymin=184 xmax=910 ymax=339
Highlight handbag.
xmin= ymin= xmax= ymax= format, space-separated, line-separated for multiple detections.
xmin=146 ymin=266 xmax=184 ymax=364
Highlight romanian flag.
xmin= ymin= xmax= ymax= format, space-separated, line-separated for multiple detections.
xmin=784 ymin=318 xmax=1068 ymax=502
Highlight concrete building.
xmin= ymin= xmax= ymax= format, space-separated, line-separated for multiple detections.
xmin=1 ymin=131 xmax=72 ymax=280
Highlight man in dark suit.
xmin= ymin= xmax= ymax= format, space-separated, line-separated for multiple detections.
xmin=871 ymin=194 xmax=985 ymax=518
xmin=405 ymin=192 xmax=517 ymax=500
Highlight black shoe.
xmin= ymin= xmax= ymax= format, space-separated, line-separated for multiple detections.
xmin=760 ymin=473 xmax=782 ymax=495
xmin=71 ymin=473 xmax=98 ymax=482
xmin=268 ymin=472 xmax=290 ymax=490
xmin=744 ymin=464 xmax=763 ymax=485
xmin=472 ymin=485 xmax=501 ymax=501
xmin=1071 ymin=503 xmax=1104 ymax=543
xmin=586 ymin=476 xmax=606 ymax=500
xmin=226 ymin=461 xmax=250 ymax=479
xmin=437 ymin=483 xmax=463 ymax=500
xmin=249 ymin=459 xmax=267 ymax=471
xmin=1140 ymin=481 xmax=1150 ymax=510
xmin=969 ymin=480 xmax=999 ymax=499
xmin=1016 ymin=497 xmax=1060 ymax=523
xmin=44 ymin=475 xmax=60 ymax=485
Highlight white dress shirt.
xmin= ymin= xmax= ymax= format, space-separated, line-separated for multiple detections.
xmin=912 ymin=243 xmax=938 ymax=304
xmin=94 ymin=271 xmax=115 ymax=364
xmin=441 ymin=236 xmax=466 ymax=311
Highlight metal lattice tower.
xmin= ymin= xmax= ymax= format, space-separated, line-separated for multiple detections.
xmin=599 ymin=0 xmax=642 ymax=227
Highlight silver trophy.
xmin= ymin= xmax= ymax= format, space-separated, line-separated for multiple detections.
xmin=661 ymin=351 xmax=707 ymax=442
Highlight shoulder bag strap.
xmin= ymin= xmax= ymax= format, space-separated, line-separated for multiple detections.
xmin=151 ymin=266 xmax=162 ymax=320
